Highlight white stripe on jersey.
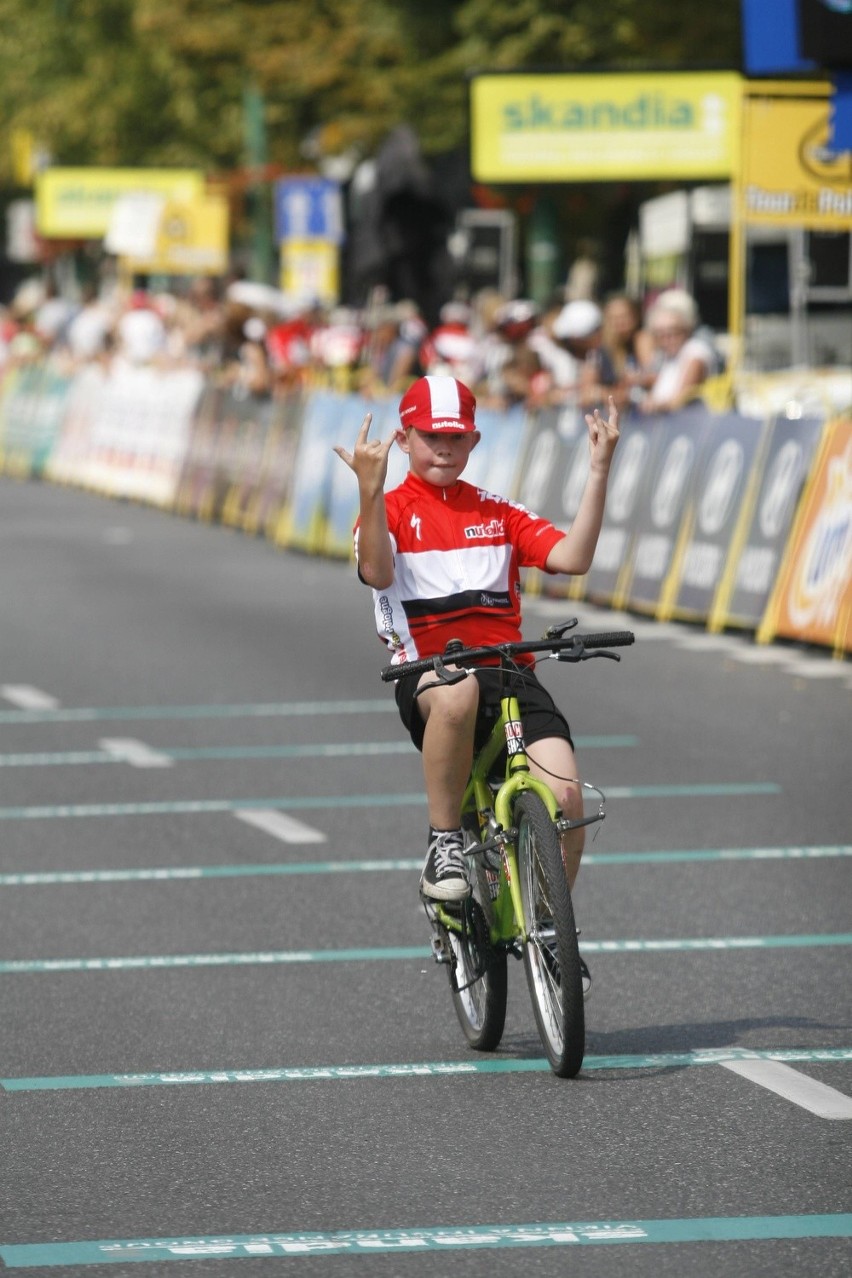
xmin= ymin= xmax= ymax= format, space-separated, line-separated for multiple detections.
xmin=395 ymin=543 xmax=513 ymax=601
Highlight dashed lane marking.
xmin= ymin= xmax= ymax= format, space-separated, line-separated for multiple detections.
xmin=234 ymin=808 xmax=326 ymax=844
xmin=97 ymin=739 xmax=174 ymax=769
xmin=0 ymin=685 xmax=60 ymax=710
xmin=720 ymin=1058 xmax=852 ymax=1119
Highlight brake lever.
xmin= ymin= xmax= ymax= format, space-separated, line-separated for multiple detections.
xmin=412 ymin=656 xmax=468 ymax=700
xmin=555 ymin=646 xmax=621 ymax=663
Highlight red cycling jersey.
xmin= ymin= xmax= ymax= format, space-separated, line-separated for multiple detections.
xmin=356 ymin=471 xmax=564 ymax=664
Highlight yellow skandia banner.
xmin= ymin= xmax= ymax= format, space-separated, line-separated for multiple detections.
xmin=36 ymin=168 xmax=205 ymax=238
xmin=471 ymin=73 xmax=742 ymax=182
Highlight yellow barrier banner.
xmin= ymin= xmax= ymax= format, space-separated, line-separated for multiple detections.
xmin=471 ymin=72 xmax=742 ymax=182
xmin=758 ymin=416 xmax=852 ymax=654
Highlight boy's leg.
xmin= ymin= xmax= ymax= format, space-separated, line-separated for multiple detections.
xmin=415 ymin=670 xmax=480 ymax=828
xmin=525 ymin=735 xmax=585 ymax=890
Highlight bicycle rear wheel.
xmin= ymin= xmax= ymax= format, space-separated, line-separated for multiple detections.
xmin=447 ymin=896 xmax=507 ymax=1052
xmin=515 ymin=791 xmax=584 ymax=1077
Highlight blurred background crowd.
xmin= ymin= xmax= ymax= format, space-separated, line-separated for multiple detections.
xmin=0 ymin=269 xmax=727 ymax=419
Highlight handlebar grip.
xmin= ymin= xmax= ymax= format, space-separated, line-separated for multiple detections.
xmin=380 ymin=657 xmax=435 ymax=682
xmin=578 ymin=631 xmax=635 ymax=648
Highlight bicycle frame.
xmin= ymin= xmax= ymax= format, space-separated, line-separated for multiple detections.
xmin=431 ymin=686 xmax=561 ymax=949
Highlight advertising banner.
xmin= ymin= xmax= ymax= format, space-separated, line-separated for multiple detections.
xmin=123 ymin=194 xmax=230 ymax=276
xmin=581 ymin=415 xmax=665 ymax=606
xmin=757 ymin=416 xmax=852 ymax=653
xmin=48 ymin=363 xmax=203 ymax=505
xmin=668 ymin=412 xmax=767 ymax=621
xmin=739 ymin=90 xmax=852 ymax=230
xmin=712 ymin=413 xmax=825 ymax=630
xmin=619 ymin=402 xmax=714 ymax=613
xmin=0 ymin=364 xmax=72 ymax=476
xmin=471 ymin=72 xmax=742 ymax=183
xmin=36 ymin=168 xmax=204 ymax=239
xmin=323 ymin=396 xmax=399 ymax=558
xmin=277 ymin=391 xmax=354 ymax=552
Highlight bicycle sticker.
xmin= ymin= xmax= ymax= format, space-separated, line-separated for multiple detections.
xmin=504 ymin=719 xmax=525 ymax=755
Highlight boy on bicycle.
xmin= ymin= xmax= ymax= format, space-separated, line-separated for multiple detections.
xmin=335 ymin=375 xmax=619 ymax=917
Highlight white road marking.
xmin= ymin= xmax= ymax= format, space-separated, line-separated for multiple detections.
xmin=784 ymin=661 xmax=851 ymax=680
xmin=234 ymin=808 xmax=326 ymax=844
xmin=98 ymin=739 xmax=174 ymax=769
xmin=0 ymin=685 xmax=60 ymax=710
xmin=103 ymin=526 xmax=134 ymax=545
xmin=721 ymin=1058 xmax=852 ymax=1119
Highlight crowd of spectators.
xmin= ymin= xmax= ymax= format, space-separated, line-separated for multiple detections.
xmin=0 ymin=271 xmax=725 ymax=416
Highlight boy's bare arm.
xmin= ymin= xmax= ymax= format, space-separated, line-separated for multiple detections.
xmin=334 ymin=413 xmax=397 ymax=588
xmin=545 ymin=398 xmax=620 ymax=576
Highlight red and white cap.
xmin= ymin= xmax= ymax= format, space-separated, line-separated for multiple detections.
xmin=398 ymin=375 xmax=477 ymax=433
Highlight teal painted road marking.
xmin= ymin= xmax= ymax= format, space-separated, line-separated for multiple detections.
xmin=1 ymin=1214 xmax=850 ymax=1265
xmin=4 ymin=1048 xmax=850 ymax=1093
xmin=2 ymin=933 xmax=850 ymax=974
xmin=0 ymin=782 xmax=782 ymax=820
xmin=0 ymin=734 xmax=637 ymax=769
xmin=0 ymin=699 xmax=395 ymax=725
xmin=1 ymin=845 xmax=847 ymax=886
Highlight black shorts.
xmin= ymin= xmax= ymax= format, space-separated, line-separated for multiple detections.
xmin=394 ymin=664 xmax=574 ymax=755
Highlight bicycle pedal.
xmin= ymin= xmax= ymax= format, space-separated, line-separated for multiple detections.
xmin=429 ymin=935 xmax=451 ymax=965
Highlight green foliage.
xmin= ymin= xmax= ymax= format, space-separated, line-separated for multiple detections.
xmin=0 ymin=0 xmax=741 ymax=183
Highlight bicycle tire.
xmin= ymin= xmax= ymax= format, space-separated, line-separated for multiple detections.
xmin=515 ymin=791 xmax=585 ymax=1077
xmin=447 ymin=896 xmax=507 ymax=1053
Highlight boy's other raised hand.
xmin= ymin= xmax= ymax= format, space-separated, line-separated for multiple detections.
xmin=584 ymin=395 xmax=620 ymax=472
xmin=333 ymin=413 xmax=397 ymax=494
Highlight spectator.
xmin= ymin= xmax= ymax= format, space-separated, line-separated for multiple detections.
xmin=578 ymin=293 xmax=657 ymax=413
xmin=551 ymin=298 xmax=605 ymax=407
xmin=358 ymin=300 xmax=426 ymax=396
xmin=641 ymin=289 xmax=717 ymax=415
xmin=65 ymin=285 xmax=114 ymax=363
xmin=419 ymin=300 xmax=478 ymax=386
xmin=478 ymin=299 xmax=546 ymax=409
xmin=528 ymin=292 xmax=583 ymax=405
xmin=115 ymin=291 xmax=167 ymax=365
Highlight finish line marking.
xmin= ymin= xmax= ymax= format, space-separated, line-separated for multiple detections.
xmin=1 ymin=1213 xmax=850 ymax=1266
xmin=0 ymin=846 xmax=848 ymax=887
xmin=720 ymin=1058 xmax=852 ymax=1119
xmin=4 ymin=1048 xmax=850 ymax=1094
xmin=234 ymin=809 xmax=326 ymax=845
xmin=0 ymin=684 xmax=60 ymax=710
xmin=2 ymin=933 xmax=850 ymax=974
xmin=0 ymin=782 xmax=782 ymax=821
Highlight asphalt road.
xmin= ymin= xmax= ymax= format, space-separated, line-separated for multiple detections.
xmin=1 ymin=475 xmax=850 ymax=1276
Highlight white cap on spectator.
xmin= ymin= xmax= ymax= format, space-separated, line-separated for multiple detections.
xmin=553 ymin=299 xmax=603 ymax=341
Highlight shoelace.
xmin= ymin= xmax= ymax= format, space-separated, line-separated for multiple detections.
xmin=431 ymin=835 xmax=466 ymax=878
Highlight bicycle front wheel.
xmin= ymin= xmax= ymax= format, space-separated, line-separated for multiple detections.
xmin=515 ymin=791 xmax=585 ymax=1077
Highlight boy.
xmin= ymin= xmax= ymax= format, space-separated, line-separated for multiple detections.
xmin=334 ymin=375 xmax=619 ymax=915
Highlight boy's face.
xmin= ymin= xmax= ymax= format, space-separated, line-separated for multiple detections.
xmin=397 ymin=427 xmax=480 ymax=487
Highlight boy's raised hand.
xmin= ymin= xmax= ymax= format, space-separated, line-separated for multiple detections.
xmin=333 ymin=413 xmax=397 ymax=495
xmin=584 ymin=395 xmax=620 ymax=472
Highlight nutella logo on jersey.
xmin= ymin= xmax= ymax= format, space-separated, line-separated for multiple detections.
xmin=464 ymin=518 xmax=506 ymax=540
xmin=379 ymin=595 xmax=404 ymax=650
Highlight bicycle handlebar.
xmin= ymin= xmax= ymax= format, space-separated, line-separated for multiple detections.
xmin=379 ymin=627 xmax=635 ymax=683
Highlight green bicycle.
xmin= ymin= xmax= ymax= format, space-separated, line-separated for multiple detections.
xmin=382 ymin=620 xmax=634 ymax=1078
